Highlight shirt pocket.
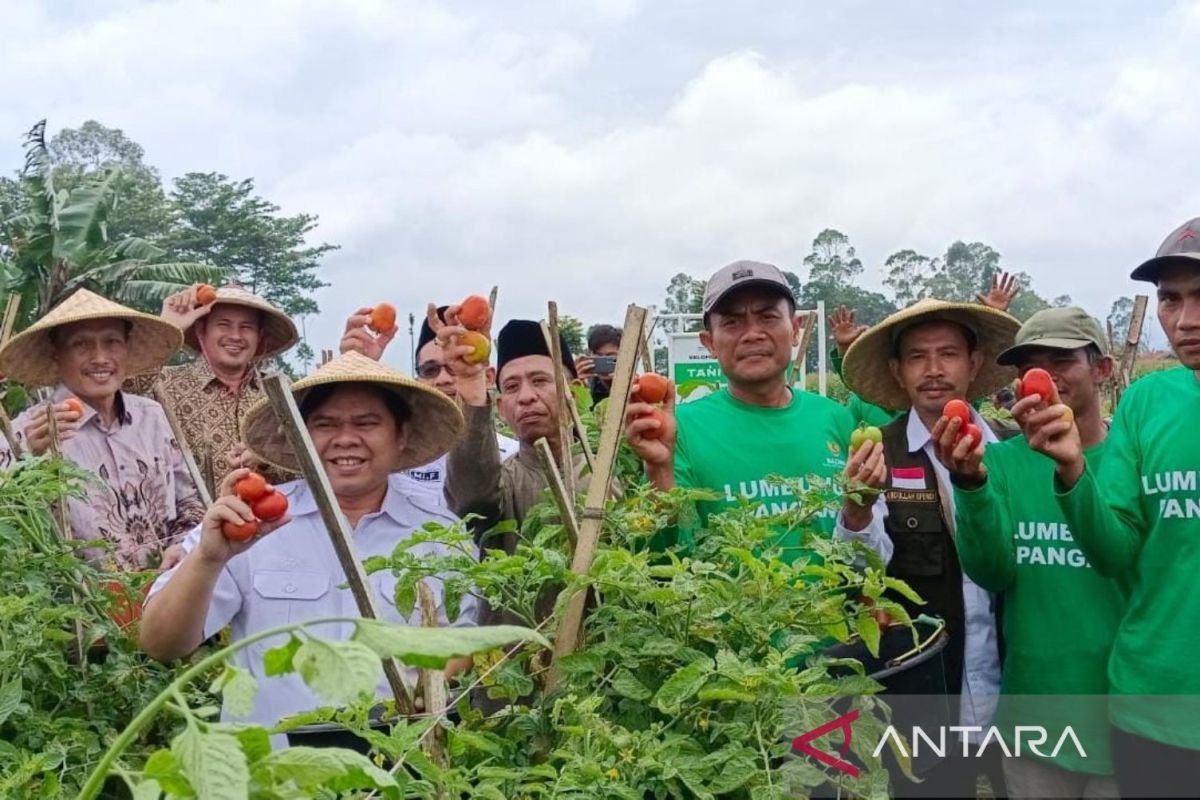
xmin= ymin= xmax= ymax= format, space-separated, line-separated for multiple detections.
xmin=888 ymin=521 xmax=946 ymax=578
xmin=251 ymin=569 xmax=332 ymax=624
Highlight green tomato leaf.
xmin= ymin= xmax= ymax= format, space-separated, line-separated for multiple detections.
xmin=0 ymin=677 xmax=21 ymax=726
xmin=263 ymin=634 xmax=303 ymax=677
xmin=883 ymin=577 xmax=925 ymax=605
xmin=705 ymin=747 xmax=760 ymax=794
xmin=293 ymin=638 xmax=382 ymax=705
xmin=142 ymin=750 xmax=192 ymax=796
xmin=254 ymin=746 xmax=398 ymax=793
xmin=172 ymin=725 xmax=249 ymax=800
xmin=653 ymin=658 xmax=713 ymax=714
xmin=211 ymin=665 xmax=258 ymax=718
xmin=856 ymin=614 xmax=882 ymax=658
xmin=131 ymin=780 xmax=162 ymax=800
xmin=394 ymin=575 xmax=417 ymax=617
xmin=611 ymin=669 xmax=653 ymax=701
xmin=235 ymin=726 xmax=273 ymax=765
xmin=351 ymin=619 xmax=549 ymax=669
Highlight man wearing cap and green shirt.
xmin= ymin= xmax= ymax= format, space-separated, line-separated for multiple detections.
xmin=624 ymin=260 xmax=893 ymax=564
xmin=929 ymin=307 xmax=1123 ymax=798
xmin=1018 ymin=219 xmax=1200 ymax=797
xmin=841 ymin=298 xmax=1021 ymax=797
xmin=0 ymin=289 xmax=205 ymax=571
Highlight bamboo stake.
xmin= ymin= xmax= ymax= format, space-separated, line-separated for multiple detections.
xmin=0 ymin=293 xmax=21 ymax=345
xmin=417 ymin=582 xmax=448 ymax=767
xmin=786 ymin=310 xmax=817 ymax=388
xmin=547 ymin=304 xmax=646 ymax=687
xmin=151 ymin=387 xmax=213 ymax=506
xmin=540 ymin=317 xmax=596 ymax=473
xmin=533 ymin=437 xmax=581 ymax=552
xmin=488 ymin=286 xmax=499 ymax=320
xmin=545 ymin=305 xmax=575 ymax=495
xmin=261 ymin=374 xmax=417 ymax=715
xmin=1115 ymin=295 xmax=1149 ymax=406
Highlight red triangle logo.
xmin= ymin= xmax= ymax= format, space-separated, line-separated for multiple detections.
xmin=791 ymin=709 xmax=861 ymax=778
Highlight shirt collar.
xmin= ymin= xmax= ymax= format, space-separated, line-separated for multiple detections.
xmin=905 ymin=405 xmax=998 ymax=454
xmin=186 ymin=358 xmax=259 ymax=393
xmin=287 ymin=474 xmax=417 ymax=527
xmin=52 ymin=384 xmax=131 ymax=426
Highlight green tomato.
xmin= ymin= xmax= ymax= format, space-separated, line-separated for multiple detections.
xmin=850 ymin=425 xmax=883 ymax=451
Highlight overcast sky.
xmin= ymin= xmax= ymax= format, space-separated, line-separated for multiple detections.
xmin=3 ymin=0 xmax=1196 ymax=370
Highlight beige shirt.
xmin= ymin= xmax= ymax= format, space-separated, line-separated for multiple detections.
xmin=2 ymin=387 xmax=205 ymax=570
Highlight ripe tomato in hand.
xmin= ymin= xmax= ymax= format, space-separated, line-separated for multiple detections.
xmin=63 ymin=397 xmax=85 ymax=418
xmin=457 ymin=295 xmax=490 ymax=331
xmin=943 ymin=399 xmax=972 ymax=431
xmin=1018 ymin=368 xmax=1057 ymax=403
xmin=235 ymin=472 xmax=268 ymax=503
xmin=195 ymin=284 xmax=218 ymax=306
xmin=222 ymin=519 xmax=259 ymax=542
xmin=461 ymin=331 xmax=491 ymax=364
xmin=636 ymin=373 xmax=671 ymax=404
xmin=252 ymin=490 xmax=289 ymax=522
xmin=369 ymin=303 xmax=397 ymax=334
xmin=961 ymin=423 xmax=983 ymax=449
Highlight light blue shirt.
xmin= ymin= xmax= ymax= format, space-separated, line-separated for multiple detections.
xmin=906 ymin=410 xmax=1002 ymax=738
xmin=150 ymin=474 xmax=477 ymax=731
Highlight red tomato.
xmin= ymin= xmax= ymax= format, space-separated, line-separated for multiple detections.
xmin=63 ymin=397 xmax=85 ymax=418
xmin=195 ymin=284 xmax=217 ymax=306
xmin=636 ymin=373 xmax=671 ymax=404
xmin=222 ymin=519 xmax=259 ymax=542
xmin=943 ymin=399 xmax=972 ymax=431
xmin=457 ymin=295 xmax=490 ymax=331
xmin=961 ymin=423 xmax=983 ymax=449
xmin=234 ymin=472 xmax=268 ymax=503
xmin=1018 ymin=368 xmax=1057 ymax=403
xmin=252 ymin=491 xmax=289 ymax=522
xmin=369 ymin=303 xmax=397 ymax=334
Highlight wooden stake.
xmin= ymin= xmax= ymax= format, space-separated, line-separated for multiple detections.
xmin=152 ymin=387 xmax=213 ymax=506
xmin=547 ymin=304 xmax=646 ymax=687
xmin=0 ymin=292 xmax=21 ymax=346
xmin=1116 ymin=295 xmax=1149 ymax=405
xmin=261 ymin=374 xmax=417 ymax=715
xmin=787 ymin=311 xmax=817 ymax=388
xmin=541 ymin=316 xmax=596 ymax=473
xmin=488 ymin=285 xmax=499 ymax=320
xmin=417 ymin=582 xmax=448 ymax=767
xmin=533 ymin=437 xmax=580 ymax=551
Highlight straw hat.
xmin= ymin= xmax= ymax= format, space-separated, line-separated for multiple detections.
xmin=183 ymin=285 xmax=299 ymax=360
xmin=0 ymin=289 xmax=183 ymax=387
xmin=842 ymin=298 xmax=1021 ymax=410
xmin=240 ymin=351 xmax=465 ymax=473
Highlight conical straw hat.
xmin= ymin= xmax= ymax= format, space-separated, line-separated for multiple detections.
xmin=842 ymin=298 xmax=1021 ymax=410
xmin=0 ymin=289 xmax=183 ymax=387
xmin=183 ymin=285 xmax=299 ymax=361
xmin=241 ymin=351 xmax=465 ymax=473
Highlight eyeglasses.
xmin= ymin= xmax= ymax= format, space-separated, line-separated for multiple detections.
xmin=416 ymin=361 xmax=450 ymax=380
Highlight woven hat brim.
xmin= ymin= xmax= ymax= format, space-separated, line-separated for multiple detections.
xmin=842 ymin=302 xmax=1021 ymax=410
xmin=183 ymin=294 xmax=299 ymax=360
xmin=0 ymin=306 xmax=183 ymax=387
xmin=241 ymin=363 xmax=465 ymax=474
xmin=1130 ymin=252 xmax=1200 ymax=283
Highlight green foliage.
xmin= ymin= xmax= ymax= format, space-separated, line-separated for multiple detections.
xmin=0 ymin=456 xmax=185 ymax=797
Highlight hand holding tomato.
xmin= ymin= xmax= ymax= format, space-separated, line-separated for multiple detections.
xmin=23 ymin=400 xmax=85 ymax=456
xmin=624 ymin=376 xmax=677 ymax=470
xmin=196 ymin=468 xmax=291 ymax=564
xmin=1011 ymin=394 xmax=1085 ymax=487
xmin=160 ymin=285 xmax=215 ymax=330
xmin=340 ymin=306 xmax=397 ymax=361
xmin=931 ymin=411 xmax=987 ymax=487
xmin=427 ymin=302 xmax=491 ymax=405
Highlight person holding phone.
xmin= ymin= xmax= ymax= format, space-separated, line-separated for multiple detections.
xmin=575 ymin=324 xmax=622 ymax=405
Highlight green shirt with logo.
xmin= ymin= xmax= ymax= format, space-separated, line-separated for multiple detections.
xmin=674 ymin=387 xmax=852 ymax=562
xmin=1055 ymin=367 xmax=1200 ymax=750
xmin=954 ymin=436 xmax=1125 ymax=774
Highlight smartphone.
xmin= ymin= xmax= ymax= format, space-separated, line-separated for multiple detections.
xmin=593 ymin=355 xmax=617 ymax=375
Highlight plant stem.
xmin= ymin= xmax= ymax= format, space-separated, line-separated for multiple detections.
xmin=75 ymin=615 xmax=365 ymax=800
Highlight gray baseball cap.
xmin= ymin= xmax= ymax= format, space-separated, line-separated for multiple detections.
xmin=996 ymin=306 xmax=1109 ymax=366
xmin=702 ymin=260 xmax=795 ymax=316
xmin=1131 ymin=218 xmax=1200 ymax=283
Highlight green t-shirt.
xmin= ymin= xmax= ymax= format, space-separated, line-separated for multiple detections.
xmin=674 ymin=388 xmax=853 ymax=562
xmin=954 ymin=436 xmax=1125 ymax=774
xmin=1056 ymin=367 xmax=1200 ymax=750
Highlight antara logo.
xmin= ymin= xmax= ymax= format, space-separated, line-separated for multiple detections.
xmin=792 ymin=712 xmax=1088 ymax=777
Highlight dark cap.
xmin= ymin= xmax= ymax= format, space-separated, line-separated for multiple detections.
xmin=702 ymin=260 xmax=795 ymax=316
xmin=416 ymin=306 xmax=448 ymax=358
xmin=1131 ymin=218 xmax=1200 ymax=283
xmin=496 ymin=319 xmax=577 ymax=384
xmin=996 ymin=306 xmax=1109 ymax=366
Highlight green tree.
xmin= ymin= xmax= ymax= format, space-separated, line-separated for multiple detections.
xmin=883 ymin=249 xmax=938 ymax=306
xmin=797 ymin=230 xmax=895 ymax=363
xmin=47 ymin=121 xmax=173 ymax=244
xmin=661 ymin=272 xmax=704 ymax=333
xmin=0 ymin=121 xmax=220 ymax=328
xmin=166 ymin=172 xmax=335 ymax=318
xmin=558 ymin=314 xmax=585 ymax=355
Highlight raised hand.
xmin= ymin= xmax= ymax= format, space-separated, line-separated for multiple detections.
xmin=430 ymin=302 xmax=491 ymax=406
xmin=830 ymin=306 xmax=868 ymax=356
xmin=161 ymin=286 xmax=214 ymax=330
xmin=623 ymin=377 xmax=677 ymax=471
xmin=194 ymin=468 xmax=291 ymax=565
xmin=931 ymin=415 xmax=987 ymax=487
xmin=24 ymin=400 xmax=84 ymax=456
xmin=977 ymin=271 xmax=1021 ymax=312
xmin=1011 ymin=395 xmax=1084 ymax=487
xmin=339 ymin=307 xmax=396 ymax=361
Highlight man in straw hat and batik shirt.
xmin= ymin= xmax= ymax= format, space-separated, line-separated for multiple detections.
xmin=841 ymin=297 xmax=1021 ymax=797
xmin=131 ymin=284 xmax=300 ymax=496
xmin=0 ymin=288 xmax=205 ymax=571
xmin=140 ymin=351 xmax=476 ymax=740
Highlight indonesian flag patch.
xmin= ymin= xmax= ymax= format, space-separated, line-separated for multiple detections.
xmin=891 ymin=466 xmax=927 ymax=490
